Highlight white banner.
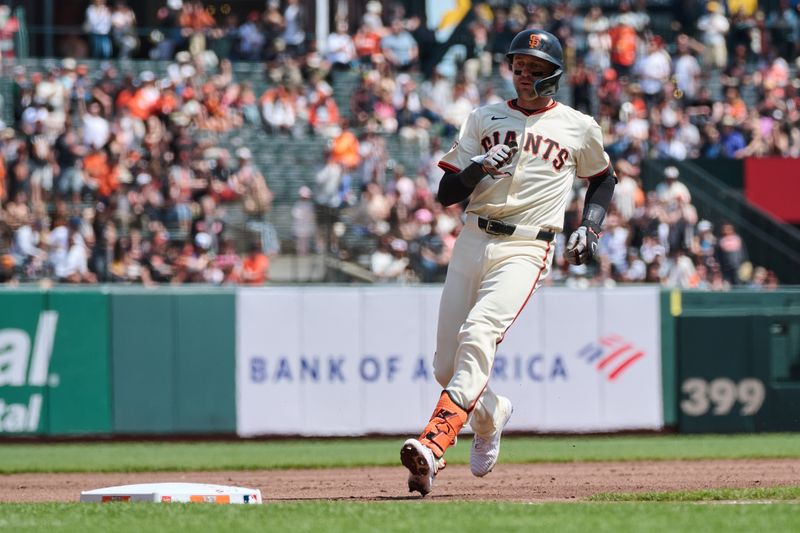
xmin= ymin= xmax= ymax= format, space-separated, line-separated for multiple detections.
xmin=236 ymin=286 xmax=662 ymax=436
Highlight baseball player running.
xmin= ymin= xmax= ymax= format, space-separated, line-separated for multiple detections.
xmin=401 ymin=29 xmax=616 ymax=496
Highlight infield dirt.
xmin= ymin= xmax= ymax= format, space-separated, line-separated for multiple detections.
xmin=1 ymin=459 xmax=798 ymax=503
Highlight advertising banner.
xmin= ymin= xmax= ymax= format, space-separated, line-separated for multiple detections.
xmin=0 ymin=290 xmax=112 ymax=435
xmin=237 ymin=286 xmax=662 ymax=436
xmin=0 ymin=293 xmax=48 ymax=434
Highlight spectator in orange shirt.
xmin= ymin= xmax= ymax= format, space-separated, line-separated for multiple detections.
xmin=99 ymin=152 xmax=122 ymax=199
xmin=82 ymin=146 xmax=109 ymax=200
xmin=114 ymin=73 xmax=136 ymax=112
xmin=179 ymin=0 xmax=216 ymax=56
xmin=329 ymin=117 xmax=361 ymax=170
xmin=127 ymin=71 xmax=160 ymax=120
xmin=241 ymin=241 xmax=269 ymax=285
xmin=308 ymin=91 xmax=340 ymax=137
xmin=353 ymin=21 xmax=382 ymax=65
xmin=609 ymin=20 xmax=637 ymax=78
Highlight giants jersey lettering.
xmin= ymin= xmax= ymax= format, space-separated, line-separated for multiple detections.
xmin=438 ymin=100 xmax=610 ymax=231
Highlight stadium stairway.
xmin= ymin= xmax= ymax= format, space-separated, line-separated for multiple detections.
xmin=642 ymin=158 xmax=800 ymax=285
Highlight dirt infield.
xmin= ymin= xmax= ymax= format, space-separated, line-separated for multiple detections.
xmin=1 ymin=459 xmax=798 ymax=503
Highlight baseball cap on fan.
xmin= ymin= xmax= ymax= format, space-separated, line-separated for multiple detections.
xmin=697 ymin=220 xmax=713 ymax=232
xmin=195 ymin=232 xmax=212 ymax=250
xmin=390 ymin=239 xmax=408 ymax=253
xmin=664 ymin=166 xmax=679 ymax=179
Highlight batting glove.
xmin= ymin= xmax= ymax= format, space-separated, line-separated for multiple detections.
xmin=470 ymin=144 xmax=516 ymax=178
xmin=564 ymin=223 xmax=601 ymax=265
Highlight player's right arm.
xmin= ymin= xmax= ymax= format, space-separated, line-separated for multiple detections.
xmin=436 ymin=109 xmax=515 ymax=206
xmin=436 ymin=111 xmax=517 ymax=205
xmin=437 ymin=144 xmax=517 ymax=205
xmin=436 ymin=164 xmax=487 ymax=206
xmin=436 ymin=109 xmax=483 ymax=206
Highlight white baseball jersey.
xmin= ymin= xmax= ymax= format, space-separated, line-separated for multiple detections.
xmin=438 ymin=100 xmax=610 ymax=231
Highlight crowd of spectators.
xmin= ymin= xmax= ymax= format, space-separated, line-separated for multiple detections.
xmin=0 ymin=0 xmax=796 ymax=287
xmin=0 ymin=47 xmax=276 ymax=285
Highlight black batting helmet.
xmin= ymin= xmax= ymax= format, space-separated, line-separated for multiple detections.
xmin=506 ymin=29 xmax=564 ymax=98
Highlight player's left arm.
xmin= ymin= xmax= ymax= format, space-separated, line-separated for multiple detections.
xmin=565 ymin=120 xmax=617 ymax=266
xmin=564 ymin=166 xmax=616 ymax=265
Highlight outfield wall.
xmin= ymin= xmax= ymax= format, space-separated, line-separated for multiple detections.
xmin=1 ymin=286 xmax=798 ymax=436
xmin=236 ymin=287 xmax=663 ymax=436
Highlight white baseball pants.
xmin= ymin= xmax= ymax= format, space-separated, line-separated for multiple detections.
xmin=433 ymin=220 xmax=553 ymax=437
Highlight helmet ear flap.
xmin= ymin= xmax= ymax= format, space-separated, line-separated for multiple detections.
xmin=534 ymin=68 xmax=564 ymax=97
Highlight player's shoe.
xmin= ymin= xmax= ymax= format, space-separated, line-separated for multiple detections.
xmin=470 ymin=396 xmax=514 ymax=477
xmin=400 ymin=438 xmax=444 ymax=496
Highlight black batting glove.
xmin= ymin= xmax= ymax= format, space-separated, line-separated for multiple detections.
xmin=564 ymin=222 xmax=601 ymax=265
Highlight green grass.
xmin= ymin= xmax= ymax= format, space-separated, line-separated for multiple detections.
xmin=1 ymin=501 xmax=799 ymax=533
xmin=0 ymin=433 xmax=799 ymax=473
xmin=1 ymin=435 xmax=799 ymax=532
xmin=592 ymin=486 xmax=800 ymax=502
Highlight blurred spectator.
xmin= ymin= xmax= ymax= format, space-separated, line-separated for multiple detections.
xmin=291 ymin=185 xmax=317 ymax=256
xmin=81 ymin=100 xmax=110 ymax=150
xmin=308 ymin=88 xmax=340 ymax=137
xmin=241 ymin=241 xmax=269 ymax=284
xmin=110 ymin=0 xmax=138 ymax=59
xmin=720 ymin=116 xmax=747 ymax=157
xmin=353 ymin=21 xmax=383 ymax=65
xmin=0 ymin=3 xmax=20 ymax=60
xmin=179 ymin=0 xmax=215 ymax=57
xmin=237 ymin=10 xmax=267 ymax=61
xmin=85 ymin=0 xmax=113 ymax=59
xmin=211 ymin=237 xmax=241 ymax=285
xmin=748 ymin=265 xmax=768 ymax=290
xmin=192 ymin=195 xmax=224 ymax=254
xmin=282 ymin=0 xmax=307 ymax=57
xmin=569 ymin=58 xmax=596 ymax=115
xmin=664 ymin=247 xmax=698 ymax=288
xmin=326 ymin=20 xmax=357 ymax=70
xmin=697 ymin=1 xmax=730 ymax=69
xmin=233 ymin=147 xmax=273 ymax=219
xmin=655 ymin=166 xmax=691 ymax=210
xmin=357 ymin=123 xmax=388 ymax=186
xmin=691 ymin=219 xmax=717 ymax=266
xmin=407 ymin=15 xmax=438 ymax=78
xmin=766 ymin=0 xmax=799 ymax=60
xmin=637 ymin=36 xmax=671 ymax=108
xmin=381 ymin=19 xmax=419 ymax=72
xmin=672 ymin=34 xmax=702 ymax=101
xmin=715 ymin=222 xmax=749 ymax=285
xmin=583 ymin=6 xmax=611 ymax=72
xmin=371 ymin=236 xmax=411 ymax=282
xmin=172 ymin=232 xmax=212 ymax=283
xmin=612 ymin=161 xmax=644 ymax=222
xmin=441 ymin=80 xmax=475 ymax=138
xmin=362 ymin=1 xmax=386 ymax=35
xmin=56 ymin=218 xmax=97 ymax=283
xmin=151 ymin=0 xmax=184 ymax=60
xmin=608 ymin=11 xmax=638 ymax=78
xmin=329 ymin=118 xmax=361 ymax=171
xmin=409 ymin=214 xmax=449 ymax=283
xmin=260 ymin=81 xmax=302 ymax=136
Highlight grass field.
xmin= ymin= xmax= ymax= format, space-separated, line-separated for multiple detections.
xmin=1 ymin=501 xmax=799 ymax=533
xmin=1 ymin=433 xmax=799 ymax=473
xmin=1 ymin=434 xmax=798 ymax=532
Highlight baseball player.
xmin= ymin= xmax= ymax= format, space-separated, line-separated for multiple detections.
xmin=401 ymin=29 xmax=616 ymax=496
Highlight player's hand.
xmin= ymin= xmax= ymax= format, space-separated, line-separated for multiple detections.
xmin=564 ymin=225 xmax=600 ymax=265
xmin=471 ymin=144 xmax=517 ymax=178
